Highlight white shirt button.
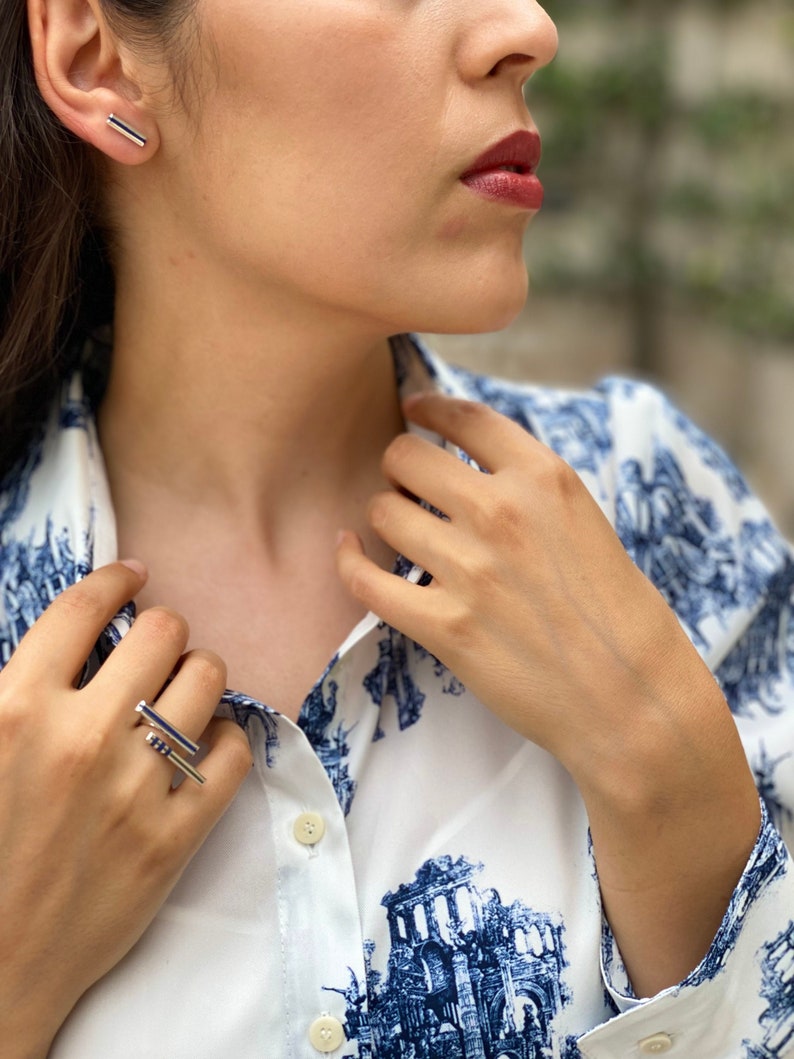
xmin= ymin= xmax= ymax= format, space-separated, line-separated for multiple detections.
xmin=308 ymin=1014 xmax=345 ymax=1053
xmin=293 ymin=812 xmax=326 ymax=846
xmin=638 ymin=1033 xmax=674 ymax=1054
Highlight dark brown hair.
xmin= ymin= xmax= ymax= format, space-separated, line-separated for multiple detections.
xmin=0 ymin=1 xmax=195 ymax=474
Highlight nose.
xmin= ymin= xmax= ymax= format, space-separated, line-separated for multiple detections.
xmin=458 ymin=1 xmax=558 ymax=86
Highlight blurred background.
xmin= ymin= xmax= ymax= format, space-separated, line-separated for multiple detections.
xmin=424 ymin=0 xmax=794 ymax=534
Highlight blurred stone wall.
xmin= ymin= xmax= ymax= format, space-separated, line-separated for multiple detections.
xmin=425 ymin=0 xmax=794 ymax=536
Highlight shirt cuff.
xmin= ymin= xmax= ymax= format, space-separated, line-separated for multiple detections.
xmin=577 ymin=799 xmax=793 ymax=1058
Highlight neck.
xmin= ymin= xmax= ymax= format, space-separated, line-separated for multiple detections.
xmin=97 ymin=253 xmax=406 ymax=551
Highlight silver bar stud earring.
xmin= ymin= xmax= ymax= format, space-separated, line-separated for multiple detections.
xmin=107 ymin=113 xmax=147 ymax=148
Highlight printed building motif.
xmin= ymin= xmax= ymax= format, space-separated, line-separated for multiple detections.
xmin=300 ymin=675 xmax=358 ymax=815
xmin=745 ymin=922 xmax=794 ymax=1058
xmin=360 ymin=855 xmax=571 ymax=1059
xmin=365 ymin=627 xmax=427 ymax=739
xmin=752 ymin=744 xmax=794 ymax=835
xmin=718 ymin=553 xmax=794 ymax=717
xmin=616 ymin=447 xmax=761 ymax=648
xmin=0 ymin=524 xmax=87 ymax=664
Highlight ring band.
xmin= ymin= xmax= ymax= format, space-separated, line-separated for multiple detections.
xmin=135 ymin=700 xmax=200 ymax=756
xmin=145 ymin=731 xmax=206 ymax=785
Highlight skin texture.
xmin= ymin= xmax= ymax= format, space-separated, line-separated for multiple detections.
xmin=0 ymin=0 xmax=761 ymax=1052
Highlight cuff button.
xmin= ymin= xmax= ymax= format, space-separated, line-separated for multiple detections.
xmin=639 ymin=1033 xmax=674 ymax=1054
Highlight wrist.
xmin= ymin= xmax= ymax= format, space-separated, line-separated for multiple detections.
xmin=565 ymin=650 xmax=748 ymax=805
xmin=575 ymin=702 xmax=762 ymax=901
xmin=573 ymin=697 xmax=761 ymax=995
xmin=0 ymin=981 xmax=75 ymax=1059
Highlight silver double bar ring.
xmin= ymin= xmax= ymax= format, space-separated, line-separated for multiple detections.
xmin=136 ymin=700 xmax=206 ymax=786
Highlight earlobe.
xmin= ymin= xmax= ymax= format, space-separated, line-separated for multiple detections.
xmin=27 ymin=0 xmax=159 ymax=164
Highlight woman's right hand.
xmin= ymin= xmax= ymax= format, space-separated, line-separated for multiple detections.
xmin=0 ymin=561 xmax=252 ymax=1059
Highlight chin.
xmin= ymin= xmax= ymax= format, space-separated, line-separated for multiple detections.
xmin=408 ymin=272 xmax=529 ymax=336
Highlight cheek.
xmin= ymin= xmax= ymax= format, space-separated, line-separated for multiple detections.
xmin=202 ymin=2 xmax=431 ymax=180
xmin=191 ymin=11 xmax=453 ymax=285
xmin=178 ymin=1 xmax=530 ymax=329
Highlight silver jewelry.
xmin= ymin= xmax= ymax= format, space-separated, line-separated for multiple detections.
xmin=106 ymin=113 xmax=147 ymax=148
xmin=135 ymin=700 xmax=200 ymax=756
xmin=145 ymin=731 xmax=206 ymax=786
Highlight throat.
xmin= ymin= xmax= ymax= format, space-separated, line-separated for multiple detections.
xmin=123 ymin=527 xmax=395 ymax=722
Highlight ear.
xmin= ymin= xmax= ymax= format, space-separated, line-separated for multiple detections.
xmin=27 ymin=0 xmax=160 ymax=164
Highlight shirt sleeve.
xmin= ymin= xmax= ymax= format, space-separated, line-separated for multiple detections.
xmin=567 ymin=379 xmax=794 ymax=1058
xmin=577 ymin=800 xmax=794 ymax=1057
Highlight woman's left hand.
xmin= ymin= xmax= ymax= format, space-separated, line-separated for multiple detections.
xmin=336 ymin=391 xmax=761 ymax=996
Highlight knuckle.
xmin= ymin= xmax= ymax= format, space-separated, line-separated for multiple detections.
xmin=348 ymin=563 xmax=376 ymax=604
xmin=442 ymin=601 xmax=477 ymax=651
xmin=367 ymin=491 xmax=393 ymax=531
xmin=451 ymin=397 xmax=486 ymax=420
xmin=538 ymin=451 xmax=579 ymax=498
xmin=383 ymin=431 xmax=417 ymax=471
xmin=186 ymin=648 xmax=227 ymax=695
xmin=0 ymin=688 xmax=28 ymax=746
xmin=468 ymin=486 xmax=523 ymax=541
xmin=136 ymin=606 xmax=190 ymax=646
xmin=458 ymin=545 xmax=494 ymax=588
xmin=488 ymin=491 xmax=521 ymax=531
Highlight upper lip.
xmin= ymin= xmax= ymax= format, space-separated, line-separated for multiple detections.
xmin=461 ymin=130 xmax=542 ymax=178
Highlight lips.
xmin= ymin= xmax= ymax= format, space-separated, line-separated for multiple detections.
xmin=460 ymin=130 xmax=544 ymax=211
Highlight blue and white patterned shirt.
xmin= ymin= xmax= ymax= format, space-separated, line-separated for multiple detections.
xmin=1 ymin=335 xmax=793 ymax=1058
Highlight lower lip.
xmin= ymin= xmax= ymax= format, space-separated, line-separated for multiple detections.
xmin=461 ymin=170 xmax=544 ymax=211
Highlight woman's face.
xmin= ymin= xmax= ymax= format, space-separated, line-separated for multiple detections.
xmin=146 ymin=0 xmax=558 ymax=335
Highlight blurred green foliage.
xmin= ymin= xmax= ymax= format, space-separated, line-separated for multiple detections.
xmin=528 ymin=0 xmax=794 ymax=370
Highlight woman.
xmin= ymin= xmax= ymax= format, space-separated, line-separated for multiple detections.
xmin=1 ymin=1 xmax=792 ymax=1056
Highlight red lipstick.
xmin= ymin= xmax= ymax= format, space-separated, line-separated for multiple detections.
xmin=460 ymin=130 xmax=543 ymax=211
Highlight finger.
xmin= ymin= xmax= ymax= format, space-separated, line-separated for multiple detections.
xmin=6 ymin=561 xmax=147 ymax=687
xmin=139 ymin=648 xmax=228 ymax=744
xmin=86 ymin=606 xmax=190 ymax=715
xmin=403 ymin=393 xmax=542 ymax=473
xmin=368 ymin=490 xmax=453 ymax=578
xmin=170 ymin=718 xmax=253 ymax=827
xmin=336 ymin=531 xmax=433 ymax=643
xmin=381 ymin=432 xmax=474 ymax=515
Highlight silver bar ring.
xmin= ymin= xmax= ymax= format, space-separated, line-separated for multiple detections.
xmin=145 ymin=731 xmax=206 ymax=786
xmin=135 ymin=700 xmax=200 ymax=756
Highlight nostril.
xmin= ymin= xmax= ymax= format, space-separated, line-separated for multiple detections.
xmin=488 ymin=52 xmax=534 ymax=78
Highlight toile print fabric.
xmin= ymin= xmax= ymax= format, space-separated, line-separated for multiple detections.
xmin=1 ymin=333 xmax=793 ymax=1058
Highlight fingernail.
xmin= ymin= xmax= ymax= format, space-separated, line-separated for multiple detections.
xmin=118 ymin=558 xmax=148 ymax=579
